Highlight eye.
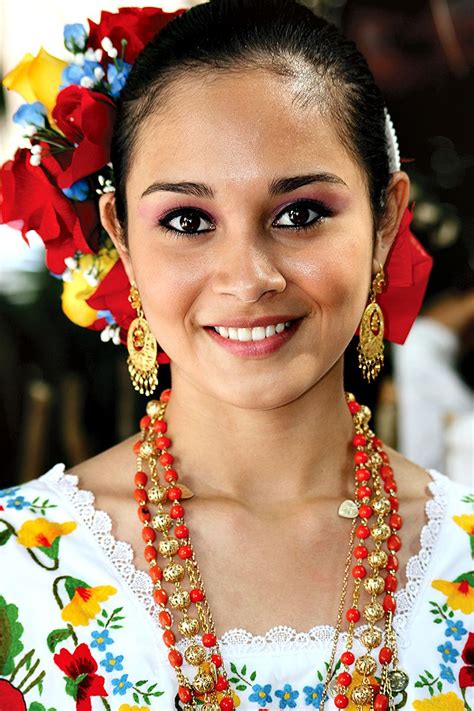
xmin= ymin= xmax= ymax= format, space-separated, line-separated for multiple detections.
xmin=273 ymin=199 xmax=332 ymax=230
xmin=158 ymin=208 xmax=214 ymax=237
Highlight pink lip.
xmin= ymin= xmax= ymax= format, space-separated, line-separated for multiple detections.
xmin=205 ymin=318 xmax=302 ymax=358
xmin=205 ymin=314 xmax=301 ymax=329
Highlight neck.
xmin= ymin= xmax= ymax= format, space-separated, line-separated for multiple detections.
xmin=163 ymin=363 xmax=357 ymax=508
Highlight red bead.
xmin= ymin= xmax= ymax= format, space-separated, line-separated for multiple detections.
xmin=335 ymin=694 xmax=349 ymax=708
xmin=163 ymin=629 xmax=176 ymax=647
xmin=358 ymin=505 xmax=373 ymax=519
xmin=211 ymin=653 xmax=223 ymax=667
xmin=348 ymin=401 xmax=361 ymax=414
xmin=168 ymin=649 xmax=183 ymax=668
xmin=190 ymin=588 xmax=205 ymax=603
xmin=372 ymin=436 xmax=382 ymax=448
xmin=144 ymin=545 xmax=157 ymax=562
xmin=385 ymin=574 xmax=398 ymax=592
xmin=354 ymin=451 xmax=368 ymax=464
xmin=202 ymin=633 xmax=217 ymax=647
xmin=134 ymin=488 xmax=148 ymax=505
xmin=386 ymin=554 xmax=399 ymax=571
xmin=133 ymin=440 xmax=142 ymax=455
xmin=154 ymin=588 xmax=168 ymax=605
xmin=379 ymin=647 xmax=393 ymax=664
xmin=215 ymin=676 xmax=229 ymax=691
xmin=155 ymin=436 xmax=171 ymax=450
xmin=220 ymin=698 xmax=234 ymax=711
xmin=384 ymin=479 xmax=398 ymax=494
xmin=346 ymin=608 xmax=360 ymax=622
xmin=142 ymin=526 xmax=156 ymax=543
xmin=356 ymin=468 xmax=371 ymax=482
xmin=178 ymin=545 xmax=193 ymax=560
xmin=153 ymin=420 xmax=168 ymax=433
xmin=380 ymin=450 xmax=389 ymax=463
xmin=138 ymin=505 xmax=151 ymax=523
xmin=159 ymin=610 xmax=172 ymax=627
xmin=134 ymin=471 xmax=148 ymax=487
xmin=374 ymin=693 xmax=389 ymax=711
xmin=388 ymin=534 xmax=401 ymax=552
xmin=389 ymin=513 xmax=402 ymax=530
xmin=389 ymin=496 xmax=399 ymax=511
xmin=140 ymin=415 xmax=151 ymax=430
xmin=175 ymin=524 xmax=189 ymax=539
xmin=149 ymin=565 xmax=162 ymax=583
xmin=380 ymin=465 xmax=393 ymax=481
xmin=353 ymin=434 xmax=367 ymax=447
xmin=341 ymin=651 xmax=355 ymax=666
xmin=165 ymin=469 xmax=179 ymax=483
xmin=357 ymin=485 xmax=372 ymax=500
xmin=159 ymin=452 xmax=174 ymax=466
xmin=352 ymin=565 xmax=366 ymax=580
xmin=168 ymin=486 xmax=183 ymax=501
xmin=354 ymin=545 xmax=368 ymax=559
xmin=170 ymin=504 xmax=184 ymax=519
xmin=383 ymin=595 xmax=396 ymax=613
xmin=356 ymin=524 xmax=370 ymax=539
xmin=178 ymin=687 xmax=193 ymax=703
xmin=337 ymin=672 xmax=352 ymax=687
xmin=161 ymin=388 xmax=172 ymax=402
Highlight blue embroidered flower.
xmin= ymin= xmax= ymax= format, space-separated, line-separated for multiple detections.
xmin=439 ymin=664 xmax=455 ymax=684
xmin=437 ymin=641 xmax=459 ymax=663
xmin=303 ymin=683 xmax=324 ymax=708
xmin=0 ymin=486 xmax=20 ymax=498
xmin=6 ymin=496 xmax=31 ymax=510
xmin=91 ymin=629 xmax=114 ymax=651
xmin=107 ymin=60 xmax=132 ymax=98
xmin=12 ymin=102 xmax=47 ymax=129
xmin=249 ymin=683 xmax=273 ymax=706
xmin=445 ymin=619 xmax=467 ymax=641
xmin=112 ymin=673 xmax=133 ymax=695
xmin=62 ymin=179 xmax=90 ymax=201
xmin=275 ymin=684 xmax=299 ymax=709
xmin=64 ymin=23 xmax=87 ymax=53
xmin=100 ymin=652 xmax=124 ymax=673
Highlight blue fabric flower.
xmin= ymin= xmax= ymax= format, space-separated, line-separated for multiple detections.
xmin=112 ymin=673 xmax=133 ymax=695
xmin=107 ymin=60 xmax=132 ymax=97
xmin=275 ymin=684 xmax=299 ymax=709
xmin=6 ymin=496 xmax=31 ymax=510
xmin=303 ymin=683 xmax=324 ymax=708
xmin=249 ymin=683 xmax=273 ymax=706
xmin=445 ymin=619 xmax=467 ymax=641
xmin=61 ymin=60 xmax=101 ymax=89
xmin=91 ymin=629 xmax=114 ymax=651
xmin=0 ymin=486 xmax=20 ymax=498
xmin=64 ymin=23 xmax=88 ymax=53
xmin=12 ymin=102 xmax=47 ymax=129
xmin=437 ymin=641 xmax=459 ymax=663
xmin=62 ymin=179 xmax=90 ymax=201
xmin=100 ymin=652 xmax=124 ymax=673
xmin=440 ymin=664 xmax=455 ymax=684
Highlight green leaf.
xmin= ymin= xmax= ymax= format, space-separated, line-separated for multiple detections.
xmin=133 ymin=692 xmax=139 ymax=704
xmin=426 ymin=670 xmax=434 ymax=679
xmin=414 ymin=681 xmax=422 ymax=688
xmin=454 ymin=571 xmax=474 ymax=586
xmin=143 ymin=696 xmax=150 ymax=705
xmin=437 ymin=681 xmax=443 ymax=692
xmin=148 ymin=683 xmax=157 ymax=691
xmin=0 ymin=529 xmax=13 ymax=546
xmin=97 ymin=620 xmax=104 ymax=628
xmin=241 ymin=664 xmax=247 ymax=675
xmin=429 ymin=687 xmax=434 ymax=697
xmin=64 ymin=676 xmax=78 ymax=699
xmin=32 ymin=497 xmax=39 ymax=504
xmin=433 ymin=619 xmax=442 ymax=624
xmin=229 ymin=677 xmax=239 ymax=684
xmin=109 ymin=625 xmax=123 ymax=629
xmin=317 ymin=671 xmax=323 ymax=681
xmin=46 ymin=627 xmax=72 ymax=653
xmin=101 ymin=609 xmax=108 ymax=618
xmin=230 ymin=662 xmax=237 ymax=673
xmin=250 ymin=671 xmax=257 ymax=681
xmin=75 ymin=673 xmax=88 ymax=684
xmin=135 ymin=679 xmax=146 ymax=686
xmin=420 ymin=675 xmax=428 ymax=684
xmin=236 ymin=685 xmax=247 ymax=691
xmin=0 ymin=595 xmax=24 ymax=675
xmin=64 ymin=577 xmax=90 ymax=600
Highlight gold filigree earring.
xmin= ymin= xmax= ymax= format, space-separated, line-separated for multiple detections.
xmin=127 ymin=282 xmax=159 ymax=396
xmin=358 ymin=265 xmax=385 ymax=382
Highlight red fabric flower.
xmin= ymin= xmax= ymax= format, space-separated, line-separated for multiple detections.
xmin=54 ymin=643 xmax=107 ymax=711
xmin=0 ymin=680 xmax=27 ymax=711
xmin=52 ymin=86 xmax=116 ymax=189
xmin=459 ymin=631 xmax=474 ymax=688
xmin=87 ymin=7 xmax=186 ymax=64
xmin=0 ymin=148 xmax=99 ymax=274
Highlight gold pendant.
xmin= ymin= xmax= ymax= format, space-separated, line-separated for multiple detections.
xmin=127 ymin=316 xmax=158 ymax=396
xmin=338 ymin=499 xmax=358 ymax=518
xmin=358 ymin=301 xmax=385 ymax=382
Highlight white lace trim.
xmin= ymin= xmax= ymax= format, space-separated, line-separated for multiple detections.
xmin=42 ymin=464 xmax=449 ymax=654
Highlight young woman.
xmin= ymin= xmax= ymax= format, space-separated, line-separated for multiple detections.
xmin=0 ymin=2 xmax=471 ymax=710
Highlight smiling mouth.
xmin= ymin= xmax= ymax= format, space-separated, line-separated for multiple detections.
xmin=210 ymin=320 xmax=295 ymax=342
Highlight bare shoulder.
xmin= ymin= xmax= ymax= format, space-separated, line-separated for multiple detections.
xmin=387 ymin=446 xmax=433 ymax=502
xmin=68 ymin=434 xmax=138 ymax=497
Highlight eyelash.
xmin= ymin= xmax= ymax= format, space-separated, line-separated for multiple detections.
xmin=157 ymin=199 xmax=333 ymax=239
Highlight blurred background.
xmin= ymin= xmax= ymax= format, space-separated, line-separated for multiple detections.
xmin=0 ymin=0 xmax=473 ymax=488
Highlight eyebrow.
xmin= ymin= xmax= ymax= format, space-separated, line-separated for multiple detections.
xmin=140 ymin=172 xmax=348 ymax=199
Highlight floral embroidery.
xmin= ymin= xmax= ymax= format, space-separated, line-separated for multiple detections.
xmin=100 ymin=652 xmax=124 ymax=672
xmin=119 ymin=705 xmax=149 ymax=711
xmin=91 ymin=629 xmax=114 ymax=652
xmin=432 ymin=573 xmax=474 ymax=614
xmin=55 ymin=576 xmax=117 ymax=627
xmin=459 ymin=632 xmax=474 ymax=690
xmin=437 ymin=641 xmax=459 ymax=664
xmin=16 ymin=517 xmax=76 ymax=549
xmin=6 ymin=495 xmax=57 ymax=515
xmin=444 ymin=619 xmax=467 ymax=641
xmin=7 ymin=495 xmax=30 ymax=510
xmin=249 ymin=683 xmax=273 ymax=706
xmin=439 ymin=664 xmax=455 ymax=684
xmin=412 ymin=691 xmax=465 ymax=709
xmin=112 ymin=673 xmax=134 ymax=695
xmin=275 ymin=683 xmax=299 ymax=708
xmin=53 ymin=642 xmax=107 ymax=710
xmin=303 ymin=683 xmax=324 ymax=708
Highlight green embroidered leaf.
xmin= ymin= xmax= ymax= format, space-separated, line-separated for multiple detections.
xmin=230 ymin=662 xmax=237 ymax=673
xmin=437 ymin=681 xmax=443 ymax=692
xmin=96 ymin=620 xmax=105 ymax=628
xmin=101 ymin=609 xmax=108 ymax=618
xmin=236 ymin=685 xmax=247 ymax=691
xmin=229 ymin=677 xmax=239 ymax=683
xmin=32 ymin=497 xmax=39 ymax=504
xmin=109 ymin=625 xmax=123 ymax=629
xmin=433 ymin=619 xmax=442 ymax=624
xmin=28 ymin=702 xmax=58 ymax=711
xmin=0 ymin=595 xmax=25 ymax=675
xmin=250 ymin=671 xmax=257 ymax=681
xmin=420 ymin=675 xmax=428 ymax=684
xmin=428 ymin=686 xmax=434 ymax=696
xmin=64 ymin=676 xmax=78 ymax=699
xmin=425 ymin=670 xmax=434 ymax=679
xmin=0 ymin=528 xmax=13 ymax=546
xmin=152 ymin=691 xmax=164 ymax=697
xmin=64 ymin=577 xmax=90 ymax=600
xmin=133 ymin=692 xmax=139 ymax=704
xmin=135 ymin=679 xmax=146 ymax=686
xmin=143 ymin=695 xmax=150 ymax=704
xmin=147 ymin=683 xmax=157 ymax=691
xmin=414 ymin=681 xmax=422 ymax=688
xmin=241 ymin=664 xmax=247 ymax=675
xmin=317 ymin=671 xmax=323 ymax=681
xmin=37 ymin=537 xmax=60 ymax=560
xmin=46 ymin=627 xmax=73 ymax=653
xmin=454 ymin=571 xmax=474 ymax=586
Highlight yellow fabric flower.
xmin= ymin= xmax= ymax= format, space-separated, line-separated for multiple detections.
xmin=432 ymin=576 xmax=474 ymax=614
xmin=2 ymin=47 xmax=67 ymax=114
xmin=119 ymin=705 xmax=149 ymax=711
xmin=17 ymin=518 xmax=76 ymax=548
xmin=453 ymin=514 xmax=474 ymax=536
xmin=61 ymin=585 xmax=117 ymax=626
xmin=412 ymin=691 xmax=465 ymax=710
xmin=62 ymin=250 xmax=118 ymax=328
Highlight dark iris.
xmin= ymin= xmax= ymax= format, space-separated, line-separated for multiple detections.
xmin=178 ymin=210 xmax=201 ymax=232
xmin=287 ymin=205 xmax=311 ymax=227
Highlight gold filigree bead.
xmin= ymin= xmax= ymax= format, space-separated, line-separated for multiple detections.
xmin=355 ymin=654 xmax=377 ymax=676
xmin=169 ymin=590 xmax=191 ymax=610
xmin=152 ymin=513 xmax=172 ymax=532
xmin=372 ymin=497 xmax=391 ymax=515
xmin=184 ymin=643 xmax=206 ymax=665
xmin=139 ymin=442 xmax=154 ymax=458
xmin=364 ymin=575 xmax=385 ymax=595
xmin=192 ymin=670 xmax=215 ymax=694
xmin=364 ymin=601 xmax=384 ymax=623
xmin=368 ymin=550 xmax=388 ymax=569
xmin=148 ymin=485 xmax=168 ymax=504
xmin=201 ymin=704 xmax=220 ymax=711
xmin=361 ymin=627 xmax=383 ymax=649
xmin=371 ymin=523 xmax=391 ymax=541
xmin=351 ymin=683 xmax=373 ymax=706
xmin=179 ymin=617 xmax=200 ymax=637
xmin=163 ymin=562 xmax=185 ymax=583
xmin=146 ymin=400 xmax=161 ymax=417
xmin=159 ymin=539 xmax=180 ymax=557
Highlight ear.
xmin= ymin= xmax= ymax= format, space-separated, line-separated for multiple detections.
xmin=373 ymin=171 xmax=410 ymax=275
xmin=99 ymin=193 xmax=135 ymax=284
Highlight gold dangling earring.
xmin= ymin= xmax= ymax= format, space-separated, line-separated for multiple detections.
xmin=127 ymin=282 xmax=159 ymax=396
xmin=358 ymin=265 xmax=385 ymax=382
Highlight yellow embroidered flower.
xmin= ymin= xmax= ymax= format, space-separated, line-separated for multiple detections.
xmin=2 ymin=47 xmax=67 ymax=114
xmin=17 ymin=517 xmax=76 ymax=548
xmin=412 ymin=691 xmax=465 ymax=710
xmin=432 ymin=574 xmax=474 ymax=614
xmin=453 ymin=514 xmax=474 ymax=536
xmin=62 ymin=250 xmax=119 ymax=327
xmin=119 ymin=706 xmax=149 ymax=711
xmin=61 ymin=585 xmax=117 ymax=626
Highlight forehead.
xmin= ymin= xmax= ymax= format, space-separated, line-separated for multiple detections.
xmin=129 ymin=69 xmax=365 ymax=195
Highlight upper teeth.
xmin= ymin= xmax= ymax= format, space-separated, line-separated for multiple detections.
xmin=213 ymin=321 xmax=292 ymax=341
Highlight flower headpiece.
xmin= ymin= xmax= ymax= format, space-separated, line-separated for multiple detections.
xmin=0 ymin=5 xmax=432 ymax=358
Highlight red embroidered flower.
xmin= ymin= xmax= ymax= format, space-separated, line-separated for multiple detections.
xmin=87 ymin=7 xmax=185 ymax=64
xmin=459 ymin=632 xmax=474 ymax=688
xmin=0 ymin=680 xmax=27 ymax=710
xmin=52 ymin=86 xmax=116 ymax=189
xmin=54 ymin=643 xmax=107 ymax=711
xmin=0 ymin=148 xmax=99 ymax=274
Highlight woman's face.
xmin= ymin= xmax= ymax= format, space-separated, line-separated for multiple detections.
xmin=108 ymin=69 xmax=395 ymax=409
